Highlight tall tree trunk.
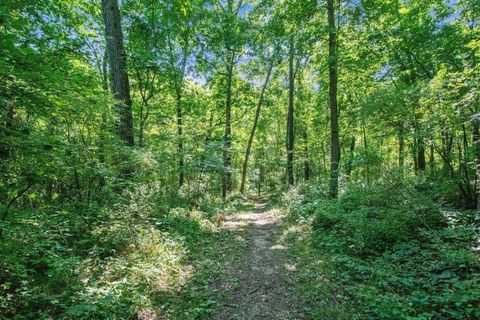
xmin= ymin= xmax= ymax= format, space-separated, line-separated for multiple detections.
xmin=327 ymin=0 xmax=340 ymax=197
xmin=222 ymin=52 xmax=234 ymax=200
xmin=441 ymin=129 xmax=454 ymax=177
xmin=176 ymin=52 xmax=188 ymax=188
xmin=412 ymin=136 xmax=418 ymax=171
xmin=398 ymin=123 xmax=405 ymax=168
xmin=473 ymin=118 xmax=480 ymax=210
xmin=287 ymin=34 xmax=295 ymax=186
xmin=418 ymin=135 xmax=426 ymax=171
xmin=99 ymin=51 xmax=109 ymax=188
xmin=362 ymin=113 xmax=370 ymax=184
xmin=429 ymin=138 xmax=435 ymax=172
xmin=101 ymin=0 xmax=134 ymax=146
xmin=176 ymin=88 xmax=185 ymax=187
xmin=303 ymin=128 xmax=310 ymax=181
xmin=240 ymin=55 xmax=275 ymax=193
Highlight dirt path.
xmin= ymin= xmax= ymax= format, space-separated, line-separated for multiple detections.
xmin=210 ymin=203 xmax=305 ymax=320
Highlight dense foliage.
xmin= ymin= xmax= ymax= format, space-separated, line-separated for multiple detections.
xmin=283 ymin=182 xmax=480 ymax=319
xmin=1 ymin=0 xmax=479 ymax=318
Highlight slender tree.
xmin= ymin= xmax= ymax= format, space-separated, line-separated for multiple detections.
xmin=240 ymin=51 xmax=277 ymax=193
xmin=287 ymin=34 xmax=295 ymax=186
xmin=327 ymin=0 xmax=340 ymax=197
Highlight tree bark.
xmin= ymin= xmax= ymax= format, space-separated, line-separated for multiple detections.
xmin=101 ymin=0 xmax=134 ymax=146
xmin=429 ymin=138 xmax=435 ymax=172
xmin=327 ymin=0 xmax=340 ymax=197
xmin=240 ymin=54 xmax=275 ymax=193
xmin=99 ymin=49 xmax=109 ymax=188
xmin=176 ymin=88 xmax=185 ymax=187
xmin=303 ymin=128 xmax=310 ymax=181
xmin=398 ymin=123 xmax=405 ymax=168
xmin=222 ymin=52 xmax=234 ymax=200
xmin=417 ymin=136 xmax=426 ymax=171
xmin=176 ymin=54 xmax=188 ymax=188
xmin=473 ymin=118 xmax=480 ymax=210
xmin=287 ymin=34 xmax=295 ymax=186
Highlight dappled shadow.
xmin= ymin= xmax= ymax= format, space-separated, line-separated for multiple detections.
xmin=209 ymin=204 xmax=306 ymax=320
xmin=132 ymin=203 xmax=306 ymax=320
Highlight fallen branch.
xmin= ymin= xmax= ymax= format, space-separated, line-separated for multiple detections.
xmin=249 ymin=286 xmax=261 ymax=294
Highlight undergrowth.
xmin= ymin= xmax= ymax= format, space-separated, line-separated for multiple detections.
xmin=0 ymin=178 xmax=248 ymax=319
xmin=281 ymin=182 xmax=480 ymax=320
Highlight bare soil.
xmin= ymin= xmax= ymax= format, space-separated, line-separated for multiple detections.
xmin=210 ymin=203 xmax=306 ymax=320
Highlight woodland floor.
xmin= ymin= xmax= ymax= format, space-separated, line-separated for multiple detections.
xmin=208 ymin=202 xmax=307 ymax=320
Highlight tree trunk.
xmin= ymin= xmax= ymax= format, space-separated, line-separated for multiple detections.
xmin=0 ymin=99 xmax=14 ymax=160
xmin=101 ymin=0 xmax=134 ymax=146
xmin=99 ymin=49 xmax=109 ymax=188
xmin=362 ymin=114 xmax=370 ymax=184
xmin=473 ymin=118 xmax=480 ymax=210
xmin=429 ymin=138 xmax=435 ymax=172
xmin=138 ymin=116 xmax=145 ymax=147
xmin=346 ymin=136 xmax=355 ymax=180
xmin=303 ymin=128 xmax=310 ymax=181
xmin=398 ymin=123 xmax=405 ymax=168
xmin=441 ymin=130 xmax=454 ymax=177
xmin=418 ymin=136 xmax=426 ymax=171
xmin=222 ymin=52 xmax=234 ymax=200
xmin=176 ymin=52 xmax=188 ymax=188
xmin=176 ymin=88 xmax=185 ymax=187
xmin=240 ymin=54 xmax=275 ymax=193
xmin=287 ymin=34 xmax=295 ymax=186
xmin=327 ymin=0 xmax=340 ymax=197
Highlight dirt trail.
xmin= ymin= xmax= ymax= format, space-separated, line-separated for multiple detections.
xmin=211 ymin=203 xmax=305 ymax=320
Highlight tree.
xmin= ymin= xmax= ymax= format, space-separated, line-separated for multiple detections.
xmin=287 ymin=33 xmax=296 ymax=186
xmin=327 ymin=0 xmax=340 ymax=197
xmin=101 ymin=0 xmax=134 ymax=146
xmin=240 ymin=48 xmax=278 ymax=193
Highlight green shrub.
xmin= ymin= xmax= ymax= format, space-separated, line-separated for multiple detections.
xmin=286 ymin=182 xmax=480 ymax=319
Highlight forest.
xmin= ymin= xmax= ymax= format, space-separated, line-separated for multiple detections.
xmin=1 ymin=0 xmax=479 ymax=319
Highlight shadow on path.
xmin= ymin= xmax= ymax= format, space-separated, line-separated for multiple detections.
xmin=210 ymin=204 xmax=305 ymax=320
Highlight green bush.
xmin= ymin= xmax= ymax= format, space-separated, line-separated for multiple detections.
xmin=0 ymin=179 xmax=221 ymax=319
xmin=286 ymin=183 xmax=480 ymax=319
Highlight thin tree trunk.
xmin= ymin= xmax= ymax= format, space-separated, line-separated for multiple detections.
xmin=418 ymin=136 xmax=426 ymax=171
xmin=222 ymin=52 xmax=234 ymax=200
xmin=413 ymin=133 xmax=418 ymax=171
xmin=473 ymin=118 xmax=480 ymax=210
xmin=429 ymin=138 xmax=435 ymax=172
xmin=99 ymin=49 xmax=109 ymax=188
xmin=398 ymin=123 xmax=405 ymax=168
xmin=176 ymin=88 xmax=185 ymax=187
xmin=101 ymin=0 xmax=134 ymax=146
xmin=346 ymin=136 xmax=355 ymax=180
xmin=0 ymin=99 xmax=14 ymax=160
xmin=240 ymin=54 xmax=275 ymax=193
xmin=321 ymin=140 xmax=327 ymax=175
xmin=362 ymin=113 xmax=370 ymax=184
xmin=303 ymin=128 xmax=310 ymax=181
xmin=287 ymin=34 xmax=295 ymax=186
xmin=176 ymin=53 xmax=188 ymax=188
xmin=138 ymin=116 xmax=145 ymax=147
xmin=327 ymin=0 xmax=340 ymax=197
